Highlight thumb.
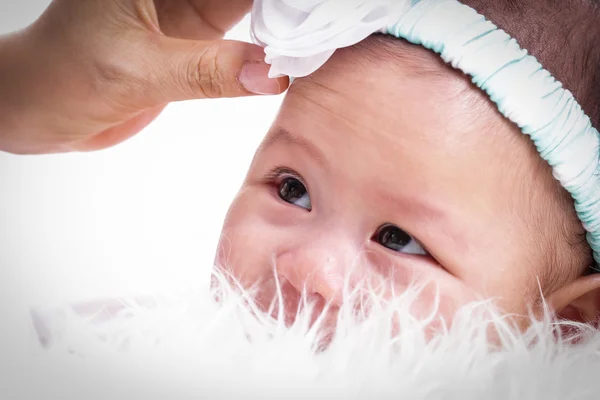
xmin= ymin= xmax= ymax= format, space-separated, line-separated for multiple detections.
xmin=147 ymin=37 xmax=288 ymax=102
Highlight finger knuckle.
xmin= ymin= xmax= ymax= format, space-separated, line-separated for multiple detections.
xmin=189 ymin=43 xmax=227 ymax=99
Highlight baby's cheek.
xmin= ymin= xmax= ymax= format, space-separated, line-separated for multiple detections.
xmin=367 ymin=252 xmax=479 ymax=324
xmin=216 ymin=191 xmax=300 ymax=291
xmin=216 ymin=224 xmax=271 ymax=284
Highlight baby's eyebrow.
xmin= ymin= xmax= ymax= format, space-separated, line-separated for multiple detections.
xmin=375 ymin=188 xmax=448 ymax=223
xmin=259 ymin=126 xmax=329 ymax=167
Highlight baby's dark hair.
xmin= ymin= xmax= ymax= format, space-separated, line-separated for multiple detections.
xmin=465 ymin=0 xmax=600 ymax=127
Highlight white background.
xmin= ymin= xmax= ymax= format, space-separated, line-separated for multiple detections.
xmin=0 ymin=0 xmax=283 ymax=366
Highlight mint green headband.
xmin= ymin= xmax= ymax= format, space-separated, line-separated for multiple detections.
xmin=252 ymin=0 xmax=600 ymax=265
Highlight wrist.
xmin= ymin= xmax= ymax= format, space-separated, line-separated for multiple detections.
xmin=0 ymin=26 xmax=67 ymax=154
xmin=0 ymin=30 xmax=40 ymax=154
xmin=0 ymin=33 xmax=20 ymax=153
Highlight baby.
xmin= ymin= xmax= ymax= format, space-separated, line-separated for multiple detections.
xmin=214 ymin=0 xmax=600 ymax=330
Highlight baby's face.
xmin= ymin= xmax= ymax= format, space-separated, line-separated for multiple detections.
xmin=215 ymin=39 xmax=565 ymax=326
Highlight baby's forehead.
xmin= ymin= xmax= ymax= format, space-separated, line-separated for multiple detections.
xmin=350 ymin=35 xmax=454 ymax=79
xmin=286 ymin=36 xmax=512 ymax=157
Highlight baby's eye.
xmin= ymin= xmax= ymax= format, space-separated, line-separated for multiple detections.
xmin=279 ymin=177 xmax=312 ymax=211
xmin=374 ymin=224 xmax=427 ymax=255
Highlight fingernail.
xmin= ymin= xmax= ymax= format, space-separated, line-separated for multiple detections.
xmin=238 ymin=62 xmax=282 ymax=95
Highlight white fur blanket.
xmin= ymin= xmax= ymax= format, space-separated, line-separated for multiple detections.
xmin=20 ymin=270 xmax=600 ymax=399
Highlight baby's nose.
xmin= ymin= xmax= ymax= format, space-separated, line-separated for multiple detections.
xmin=275 ymin=242 xmax=362 ymax=308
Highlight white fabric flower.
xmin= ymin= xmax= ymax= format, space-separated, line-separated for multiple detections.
xmin=250 ymin=0 xmax=411 ymax=78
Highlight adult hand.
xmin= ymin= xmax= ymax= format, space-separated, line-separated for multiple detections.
xmin=0 ymin=0 xmax=288 ymax=154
